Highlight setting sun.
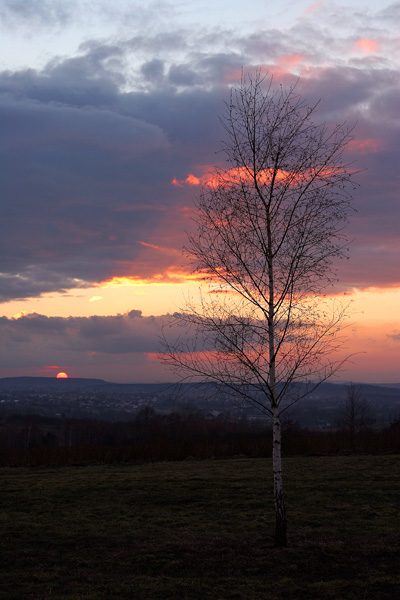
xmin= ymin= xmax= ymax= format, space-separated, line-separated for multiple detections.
xmin=56 ymin=372 xmax=69 ymax=379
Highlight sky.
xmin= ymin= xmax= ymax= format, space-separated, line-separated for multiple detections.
xmin=0 ymin=0 xmax=399 ymax=383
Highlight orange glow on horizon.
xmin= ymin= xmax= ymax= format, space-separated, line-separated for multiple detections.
xmin=56 ymin=372 xmax=69 ymax=379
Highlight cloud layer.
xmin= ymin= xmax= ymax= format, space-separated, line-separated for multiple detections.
xmin=0 ymin=3 xmax=399 ymax=306
xmin=1 ymin=309 xmax=399 ymax=383
xmin=0 ymin=310 xmax=171 ymax=381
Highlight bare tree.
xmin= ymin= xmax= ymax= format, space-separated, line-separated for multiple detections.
xmin=161 ymin=72 xmax=357 ymax=547
xmin=337 ymin=383 xmax=373 ymax=449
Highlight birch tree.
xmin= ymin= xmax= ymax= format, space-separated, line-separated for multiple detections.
xmin=161 ymin=72 xmax=356 ymax=547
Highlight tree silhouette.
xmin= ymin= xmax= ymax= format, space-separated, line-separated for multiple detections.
xmin=337 ymin=383 xmax=373 ymax=449
xmin=161 ymin=72 xmax=357 ymax=547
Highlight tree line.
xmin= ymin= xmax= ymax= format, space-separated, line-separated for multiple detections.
xmin=1 ymin=406 xmax=399 ymax=467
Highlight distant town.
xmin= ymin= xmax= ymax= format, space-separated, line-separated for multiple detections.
xmin=0 ymin=377 xmax=399 ymax=430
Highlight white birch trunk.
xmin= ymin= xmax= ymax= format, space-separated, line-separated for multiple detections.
xmin=266 ymin=179 xmax=287 ymax=547
xmin=272 ymin=406 xmax=287 ymax=547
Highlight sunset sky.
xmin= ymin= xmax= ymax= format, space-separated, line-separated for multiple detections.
xmin=0 ymin=0 xmax=399 ymax=383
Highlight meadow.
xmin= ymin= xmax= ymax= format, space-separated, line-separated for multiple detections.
xmin=1 ymin=455 xmax=399 ymax=599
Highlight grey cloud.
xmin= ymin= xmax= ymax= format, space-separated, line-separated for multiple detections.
xmin=0 ymin=312 xmax=168 ymax=360
xmin=168 ymin=64 xmax=200 ymax=87
xmin=0 ymin=312 xmax=176 ymax=382
xmin=125 ymin=31 xmax=189 ymax=55
xmin=0 ymin=0 xmax=174 ymax=33
xmin=11 ymin=313 xmax=69 ymax=333
xmin=377 ymin=3 xmax=400 ymax=22
xmin=0 ymin=85 xmax=180 ymax=298
xmin=0 ymin=45 xmax=124 ymax=107
xmin=0 ymin=0 xmax=72 ymax=27
xmin=141 ymin=59 xmax=165 ymax=83
xmin=0 ymin=272 xmax=90 ymax=303
xmin=369 ymin=84 xmax=400 ymax=124
xmin=387 ymin=331 xmax=400 ymax=342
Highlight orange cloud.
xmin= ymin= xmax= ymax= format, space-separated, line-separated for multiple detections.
xmin=137 ymin=240 xmax=181 ymax=255
xmin=12 ymin=310 xmax=29 ymax=319
xmin=138 ymin=241 xmax=161 ymax=250
xmin=100 ymin=267 xmax=201 ymax=288
xmin=353 ymin=38 xmax=379 ymax=54
xmin=171 ymin=177 xmax=183 ymax=187
xmin=172 ymin=164 xmax=339 ymax=191
xmin=172 ymin=174 xmax=202 ymax=187
xmin=186 ymin=173 xmax=201 ymax=186
xmin=39 ymin=365 xmax=61 ymax=373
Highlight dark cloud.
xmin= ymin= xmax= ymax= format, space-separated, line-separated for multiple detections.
xmin=0 ymin=46 xmax=123 ymax=106
xmin=141 ymin=59 xmax=165 ymax=83
xmin=0 ymin=19 xmax=399 ymax=304
xmin=168 ymin=64 xmax=200 ymax=87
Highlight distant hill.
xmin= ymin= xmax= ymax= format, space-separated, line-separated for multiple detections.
xmin=370 ymin=383 xmax=400 ymax=389
xmin=1 ymin=377 xmax=400 ymax=396
xmin=0 ymin=377 xmax=107 ymax=388
xmin=0 ymin=377 xmax=174 ymax=394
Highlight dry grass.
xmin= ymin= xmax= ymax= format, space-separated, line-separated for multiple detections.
xmin=1 ymin=455 xmax=399 ymax=599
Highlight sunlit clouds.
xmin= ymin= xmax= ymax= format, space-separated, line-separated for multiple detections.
xmin=0 ymin=0 xmax=399 ymax=381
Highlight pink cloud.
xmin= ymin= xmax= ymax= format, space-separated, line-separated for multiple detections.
xmin=304 ymin=2 xmax=324 ymax=15
xmin=347 ymin=138 xmax=384 ymax=155
xmin=171 ymin=177 xmax=183 ymax=187
xmin=277 ymin=53 xmax=303 ymax=71
xmin=353 ymin=38 xmax=379 ymax=54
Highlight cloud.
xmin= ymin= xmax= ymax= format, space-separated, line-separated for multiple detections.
xmin=353 ymin=38 xmax=379 ymax=54
xmin=0 ymin=0 xmax=176 ymax=34
xmin=387 ymin=331 xmax=400 ymax=342
xmin=0 ymin=310 xmax=195 ymax=381
xmin=0 ymin=0 xmax=72 ymax=28
xmin=0 ymin=11 xmax=400 ymax=303
xmin=0 ymin=310 xmax=163 ymax=357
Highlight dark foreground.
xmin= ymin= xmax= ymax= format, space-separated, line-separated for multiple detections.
xmin=1 ymin=455 xmax=399 ymax=599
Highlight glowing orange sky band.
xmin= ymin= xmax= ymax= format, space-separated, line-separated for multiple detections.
xmin=172 ymin=164 xmax=352 ymax=190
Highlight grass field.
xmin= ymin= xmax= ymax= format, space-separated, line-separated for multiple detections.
xmin=1 ymin=455 xmax=399 ymax=599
